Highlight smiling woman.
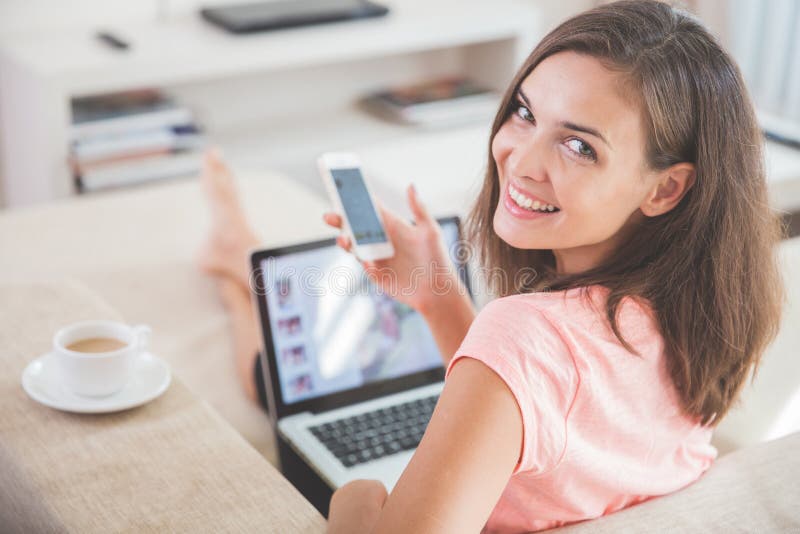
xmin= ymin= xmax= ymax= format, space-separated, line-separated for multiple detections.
xmin=469 ymin=0 xmax=784 ymax=432
xmin=325 ymin=0 xmax=783 ymax=531
xmin=491 ymin=51 xmax=660 ymax=263
xmin=197 ymin=1 xmax=784 ymax=532
xmin=395 ymin=0 xmax=781 ymax=530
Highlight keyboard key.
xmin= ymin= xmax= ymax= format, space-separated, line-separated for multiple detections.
xmin=399 ymin=437 xmax=417 ymax=450
xmin=312 ymin=394 xmax=439 ymax=467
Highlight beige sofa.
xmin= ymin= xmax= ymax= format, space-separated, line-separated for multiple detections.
xmin=2 ymin=167 xmax=799 ymax=530
xmin=0 ymin=171 xmax=331 ymax=464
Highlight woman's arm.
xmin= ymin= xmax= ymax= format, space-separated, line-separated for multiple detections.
xmin=324 ymin=184 xmax=477 ymax=364
xmin=327 ymin=357 xmax=523 ymax=534
xmin=419 ymin=286 xmax=476 ymax=367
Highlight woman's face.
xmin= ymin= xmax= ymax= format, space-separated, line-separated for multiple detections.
xmin=492 ymin=51 xmax=655 ymax=274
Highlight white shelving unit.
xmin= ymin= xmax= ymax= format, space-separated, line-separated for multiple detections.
xmin=0 ymin=0 xmax=542 ymax=208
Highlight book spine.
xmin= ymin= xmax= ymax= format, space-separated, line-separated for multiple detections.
xmin=78 ymin=152 xmax=203 ymax=192
xmin=71 ymin=129 xmax=204 ymax=163
xmin=400 ymin=93 xmax=499 ymax=122
xmin=70 ymin=108 xmax=194 ymax=141
xmin=72 ymin=148 xmax=174 ymax=171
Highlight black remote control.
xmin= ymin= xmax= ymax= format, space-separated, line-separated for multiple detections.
xmin=96 ymin=31 xmax=130 ymax=51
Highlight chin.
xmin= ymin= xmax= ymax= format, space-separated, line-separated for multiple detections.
xmin=493 ymin=211 xmax=551 ymax=250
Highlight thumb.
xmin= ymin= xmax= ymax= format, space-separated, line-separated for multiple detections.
xmin=407 ymin=184 xmax=432 ymax=226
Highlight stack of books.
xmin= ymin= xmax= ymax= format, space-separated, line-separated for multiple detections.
xmin=69 ymin=90 xmax=205 ymax=192
xmin=359 ymin=77 xmax=499 ymax=128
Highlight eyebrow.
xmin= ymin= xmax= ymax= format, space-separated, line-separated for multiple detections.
xmin=517 ymin=89 xmax=612 ymax=149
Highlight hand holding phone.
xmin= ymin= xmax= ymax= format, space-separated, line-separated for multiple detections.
xmin=318 ymin=152 xmax=395 ymax=261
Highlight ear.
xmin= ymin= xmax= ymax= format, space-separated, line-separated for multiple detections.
xmin=640 ymin=162 xmax=696 ymax=217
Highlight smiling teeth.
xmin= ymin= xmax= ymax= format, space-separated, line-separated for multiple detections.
xmin=509 ymin=185 xmax=557 ymax=212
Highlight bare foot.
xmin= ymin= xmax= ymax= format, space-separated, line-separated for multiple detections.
xmin=214 ymin=274 xmax=252 ymax=315
xmin=197 ymin=149 xmax=260 ymax=290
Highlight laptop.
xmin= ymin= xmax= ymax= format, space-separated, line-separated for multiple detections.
xmin=250 ymin=216 xmax=470 ymax=491
xmin=200 ymin=0 xmax=389 ymax=35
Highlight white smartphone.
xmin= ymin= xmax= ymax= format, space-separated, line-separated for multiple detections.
xmin=318 ymin=152 xmax=395 ymax=261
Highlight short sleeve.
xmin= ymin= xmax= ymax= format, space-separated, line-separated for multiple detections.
xmin=445 ymin=297 xmax=579 ymax=475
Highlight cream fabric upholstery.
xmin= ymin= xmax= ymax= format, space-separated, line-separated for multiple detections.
xmin=0 ymin=169 xmax=335 ymax=465
xmin=0 ymin=280 xmax=324 ymax=533
xmin=551 ymin=431 xmax=800 ymax=533
xmin=712 ymin=236 xmax=800 ymax=453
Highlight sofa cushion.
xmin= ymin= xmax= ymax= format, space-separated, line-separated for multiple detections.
xmin=712 ymin=236 xmax=800 ymax=454
xmin=549 ymin=431 xmax=800 ymax=532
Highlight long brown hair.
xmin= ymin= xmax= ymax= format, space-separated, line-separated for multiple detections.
xmin=467 ymin=0 xmax=784 ymax=426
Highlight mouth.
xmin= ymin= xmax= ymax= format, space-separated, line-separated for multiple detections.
xmin=502 ymin=182 xmax=560 ymax=219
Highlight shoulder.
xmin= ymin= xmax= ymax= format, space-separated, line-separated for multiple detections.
xmin=449 ymin=291 xmax=583 ymax=401
xmin=513 ymin=286 xmax=660 ymax=349
xmin=462 ymin=288 xmax=597 ymax=345
xmin=477 ymin=286 xmax=604 ymax=320
xmin=447 ymin=292 xmax=582 ymax=474
xmin=450 ymin=294 xmax=568 ymax=367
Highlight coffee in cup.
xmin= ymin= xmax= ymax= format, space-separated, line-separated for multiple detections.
xmin=53 ymin=320 xmax=151 ymax=397
xmin=66 ymin=337 xmax=128 ymax=353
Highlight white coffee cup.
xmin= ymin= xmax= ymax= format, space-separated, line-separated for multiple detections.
xmin=53 ymin=320 xmax=151 ymax=397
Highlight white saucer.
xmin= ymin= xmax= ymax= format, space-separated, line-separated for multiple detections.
xmin=22 ymin=352 xmax=171 ymax=414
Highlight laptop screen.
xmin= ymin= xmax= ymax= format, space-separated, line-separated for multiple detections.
xmin=257 ymin=220 xmax=462 ymax=406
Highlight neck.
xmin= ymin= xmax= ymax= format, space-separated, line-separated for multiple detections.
xmin=552 ymin=246 xmax=607 ymax=275
xmin=553 ymin=210 xmax=644 ymax=275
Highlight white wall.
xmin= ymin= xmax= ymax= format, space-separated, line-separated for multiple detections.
xmin=0 ymin=0 xmax=224 ymax=35
xmin=1 ymin=0 xmax=596 ymax=37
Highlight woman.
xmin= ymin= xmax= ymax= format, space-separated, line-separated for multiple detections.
xmin=200 ymin=1 xmax=783 ymax=532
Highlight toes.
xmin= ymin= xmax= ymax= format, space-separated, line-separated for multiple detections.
xmin=202 ymin=148 xmax=237 ymax=198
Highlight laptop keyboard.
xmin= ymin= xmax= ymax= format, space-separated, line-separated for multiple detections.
xmin=309 ymin=394 xmax=439 ymax=468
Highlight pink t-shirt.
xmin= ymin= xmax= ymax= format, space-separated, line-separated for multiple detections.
xmin=445 ymin=285 xmax=717 ymax=534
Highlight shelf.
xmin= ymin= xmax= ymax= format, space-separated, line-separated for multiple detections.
xmin=0 ymin=0 xmax=538 ymax=96
xmin=0 ymin=0 xmax=540 ymax=207
xmin=214 ymin=103 xmax=492 ymax=205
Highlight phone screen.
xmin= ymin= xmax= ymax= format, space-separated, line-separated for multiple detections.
xmin=331 ymin=168 xmax=388 ymax=245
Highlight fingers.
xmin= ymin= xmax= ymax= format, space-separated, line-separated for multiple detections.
xmin=323 ymin=212 xmax=343 ymax=229
xmin=407 ymin=184 xmax=432 ymax=226
xmin=336 ymin=234 xmax=352 ymax=252
xmin=326 ymin=213 xmax=354 ymax=254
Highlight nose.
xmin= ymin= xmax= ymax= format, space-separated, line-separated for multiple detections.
xmin=508 ymin=133 xmax=549 ymax=183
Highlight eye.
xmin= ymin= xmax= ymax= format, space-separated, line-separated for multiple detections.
xmin=565 ymin=138 xmax=597 ymax=161
xmin=513 ymin=103 xmax=534 ymax=123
